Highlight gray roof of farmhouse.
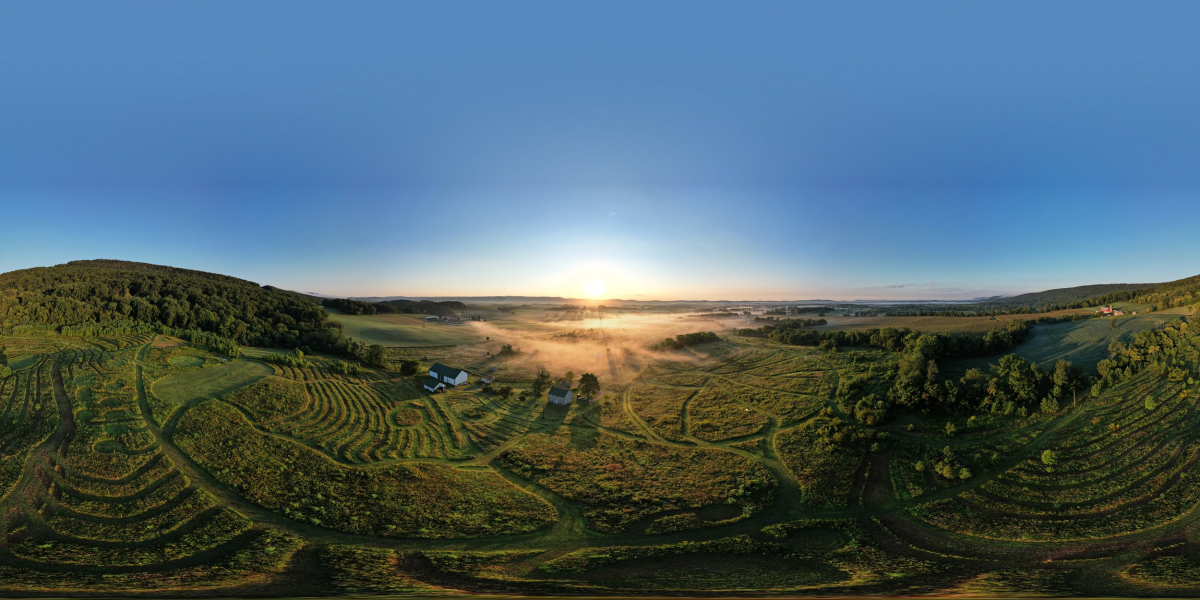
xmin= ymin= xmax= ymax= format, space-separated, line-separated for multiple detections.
xmin=430 ymin=363 xmax=466 ymax=379
xmin=549 ymin=386 xmax=572 ymax=398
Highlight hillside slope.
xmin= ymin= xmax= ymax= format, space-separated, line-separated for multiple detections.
xmin=982 ymin=282 xmax=1157 ymax=309
xmin=0 ymin=259 xmax=351 ymax=352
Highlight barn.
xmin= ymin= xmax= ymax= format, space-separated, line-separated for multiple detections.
xmin=548 ymin=385 xmax=574 ymax=405
xmin=429 ymin=363 xmax=468 ymax=386
xmin=423 ymin=378 xmax=446 ymax=393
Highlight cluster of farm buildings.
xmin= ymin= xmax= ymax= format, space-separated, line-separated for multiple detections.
xmin=1099 ymin=306 xmax=1136 ymax=316
xmin=423 ymin=362 xmax=577 ymax=405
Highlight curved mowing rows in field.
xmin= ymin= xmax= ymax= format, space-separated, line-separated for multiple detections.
xmin=889 ymin=369 xmax=1200 ymax=546
xmin=455 ymin=390 xmax=545 ymax=453
xmin=0 ymin=356 xmax=56 ymax=501
xmin=269 ymin=363 xmax=370 ymax=385
xmin=243 ymin=373 xmax=471 ymax=463
xmin=0 ymin=348 xmax=295 ymax=587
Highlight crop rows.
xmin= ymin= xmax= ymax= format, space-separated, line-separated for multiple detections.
xmin=0 ymin=356 xmax=56 ymax=501
xmin=240 ymin=375 xmax=469 ymax=462
xmin=904 ymin=370 xmax=1200 ymax=542
xmin=456 ymin=391 xmax=543 ymax=453
xmin=0 ymin=345 xmax=269 ymax=581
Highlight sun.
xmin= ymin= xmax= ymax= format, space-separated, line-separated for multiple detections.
xmin=583 ymin=278 xmax=607 ymax=298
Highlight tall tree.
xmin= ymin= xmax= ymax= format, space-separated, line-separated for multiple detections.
xmin=532 ymin=365 xmax=552 ymax=396
xmin=578 ymin=373 xmax=600 ymax=398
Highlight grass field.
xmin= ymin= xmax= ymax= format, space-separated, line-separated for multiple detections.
xmin=808 ymin=311 xmax=1096 ymax=334
xmin=945 ymin=312 xmax=1181 ymax=375
xmin=1 ymin=321 xmax=1200 ymax=597
xmin=325 ymin=308 xmax=484 ymax=346
xmin=151 ymin=359 xmax=272 ymax=403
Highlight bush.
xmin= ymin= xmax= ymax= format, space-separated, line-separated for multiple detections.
xmin=361 ymin=344 xmax=387 ymax=368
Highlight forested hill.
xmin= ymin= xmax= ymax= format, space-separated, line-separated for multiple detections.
xmin=1114 ymin=272 xmax=1200 ymax=311
xmin=891 ymin=277 xmax=1198 ymax=317
xmin=1056 ymin=273 xmax=1200 ymax=313
xmin=0 ymin=260 xmax=352 ymax=353
xmin=981 ymin=283 xmax=1157 ymax=310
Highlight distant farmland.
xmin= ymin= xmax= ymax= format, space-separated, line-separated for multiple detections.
xmin=325 ymin=308 xmax=483 ymax=347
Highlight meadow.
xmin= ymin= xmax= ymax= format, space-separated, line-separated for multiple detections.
xmin=325 ymin=309 xmax=483 ymax=347
xmin=945 ymin=312 xmax=1182 ymax=375
xmin=0 ymin=308 xmax=1199 ymax=597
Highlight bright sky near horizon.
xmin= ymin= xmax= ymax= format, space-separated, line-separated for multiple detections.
xmin=3 ymin=2 xmax=1200 ymax=301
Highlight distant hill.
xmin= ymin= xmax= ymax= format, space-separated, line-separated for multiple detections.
xmin=0 ymin=259 xmax=353 ymax=353
xmin=976 ymin=273 xmax=1200 ymax=314
xmin=1087 ymin=272 xmax=1200 ymax=312
xmin=980 ymin=283 xmax=1158 ymax=309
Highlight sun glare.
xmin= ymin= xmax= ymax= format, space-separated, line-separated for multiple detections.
xmin=583 ymin=278 xmax=607 ymax=298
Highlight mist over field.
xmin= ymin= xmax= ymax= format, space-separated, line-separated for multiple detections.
xmin=467 ymin=312 xmax=727 ymax=382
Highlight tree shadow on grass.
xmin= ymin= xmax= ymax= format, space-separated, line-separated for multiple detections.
xmin=568 ymin=400 xmax=600 ymax=450
xmin=530 ymin=401 xmax=569 ymax=435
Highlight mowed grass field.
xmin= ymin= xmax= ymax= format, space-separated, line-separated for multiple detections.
xmin=945 ymin=312 xmax=1182 ymax=375
xmin=325 ymin=308 xmax=483 ymax=346
xmin=810 ymin=313 xmax=1056 ymax=334
xmin=152 ymin=359 xmax=273 ymax=403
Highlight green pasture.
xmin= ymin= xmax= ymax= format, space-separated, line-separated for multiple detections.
xmin=815 ymin=313 xmax=1039 ymax=334
xmin=324 ymin=308 xmax=483 ymax=346
xmin=946 ymin=312 xmax=1179 ymax=374
xmin=168 ymin=355 xmax=205 ymax=368
xmin=151 ymin=359 xmax=272 ymax=403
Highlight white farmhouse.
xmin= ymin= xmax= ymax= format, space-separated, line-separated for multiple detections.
xmin=548 ymin=385 xmax=574 ymax=405
xmin=429 ymin=363 xmax=468 ymax=386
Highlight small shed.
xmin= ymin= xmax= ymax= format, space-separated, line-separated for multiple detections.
xmin=429 ymin=363 xmax=469 ymax=386
xmin=423 ymin=378 xmax=446 ymax=393
xmin=481 ymin=375 xmax=496 ymax=384
xmin=548 ymin=385 xmax=574 ymax=405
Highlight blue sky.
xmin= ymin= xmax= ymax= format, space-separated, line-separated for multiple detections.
xmin=3 ymin=2 xmax=1200 ymax=300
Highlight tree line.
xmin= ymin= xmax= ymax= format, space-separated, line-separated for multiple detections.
xmin=650 ymin=331 xmax=720 ymax=351
xmin=737 ymin=318 xmax=1041 ymax=358
xmin=322 ymin=297 xmax=466 ymax=317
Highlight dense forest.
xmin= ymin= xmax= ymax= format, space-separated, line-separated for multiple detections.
xmin=0 ymin=260 xmax=359 ymax=355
